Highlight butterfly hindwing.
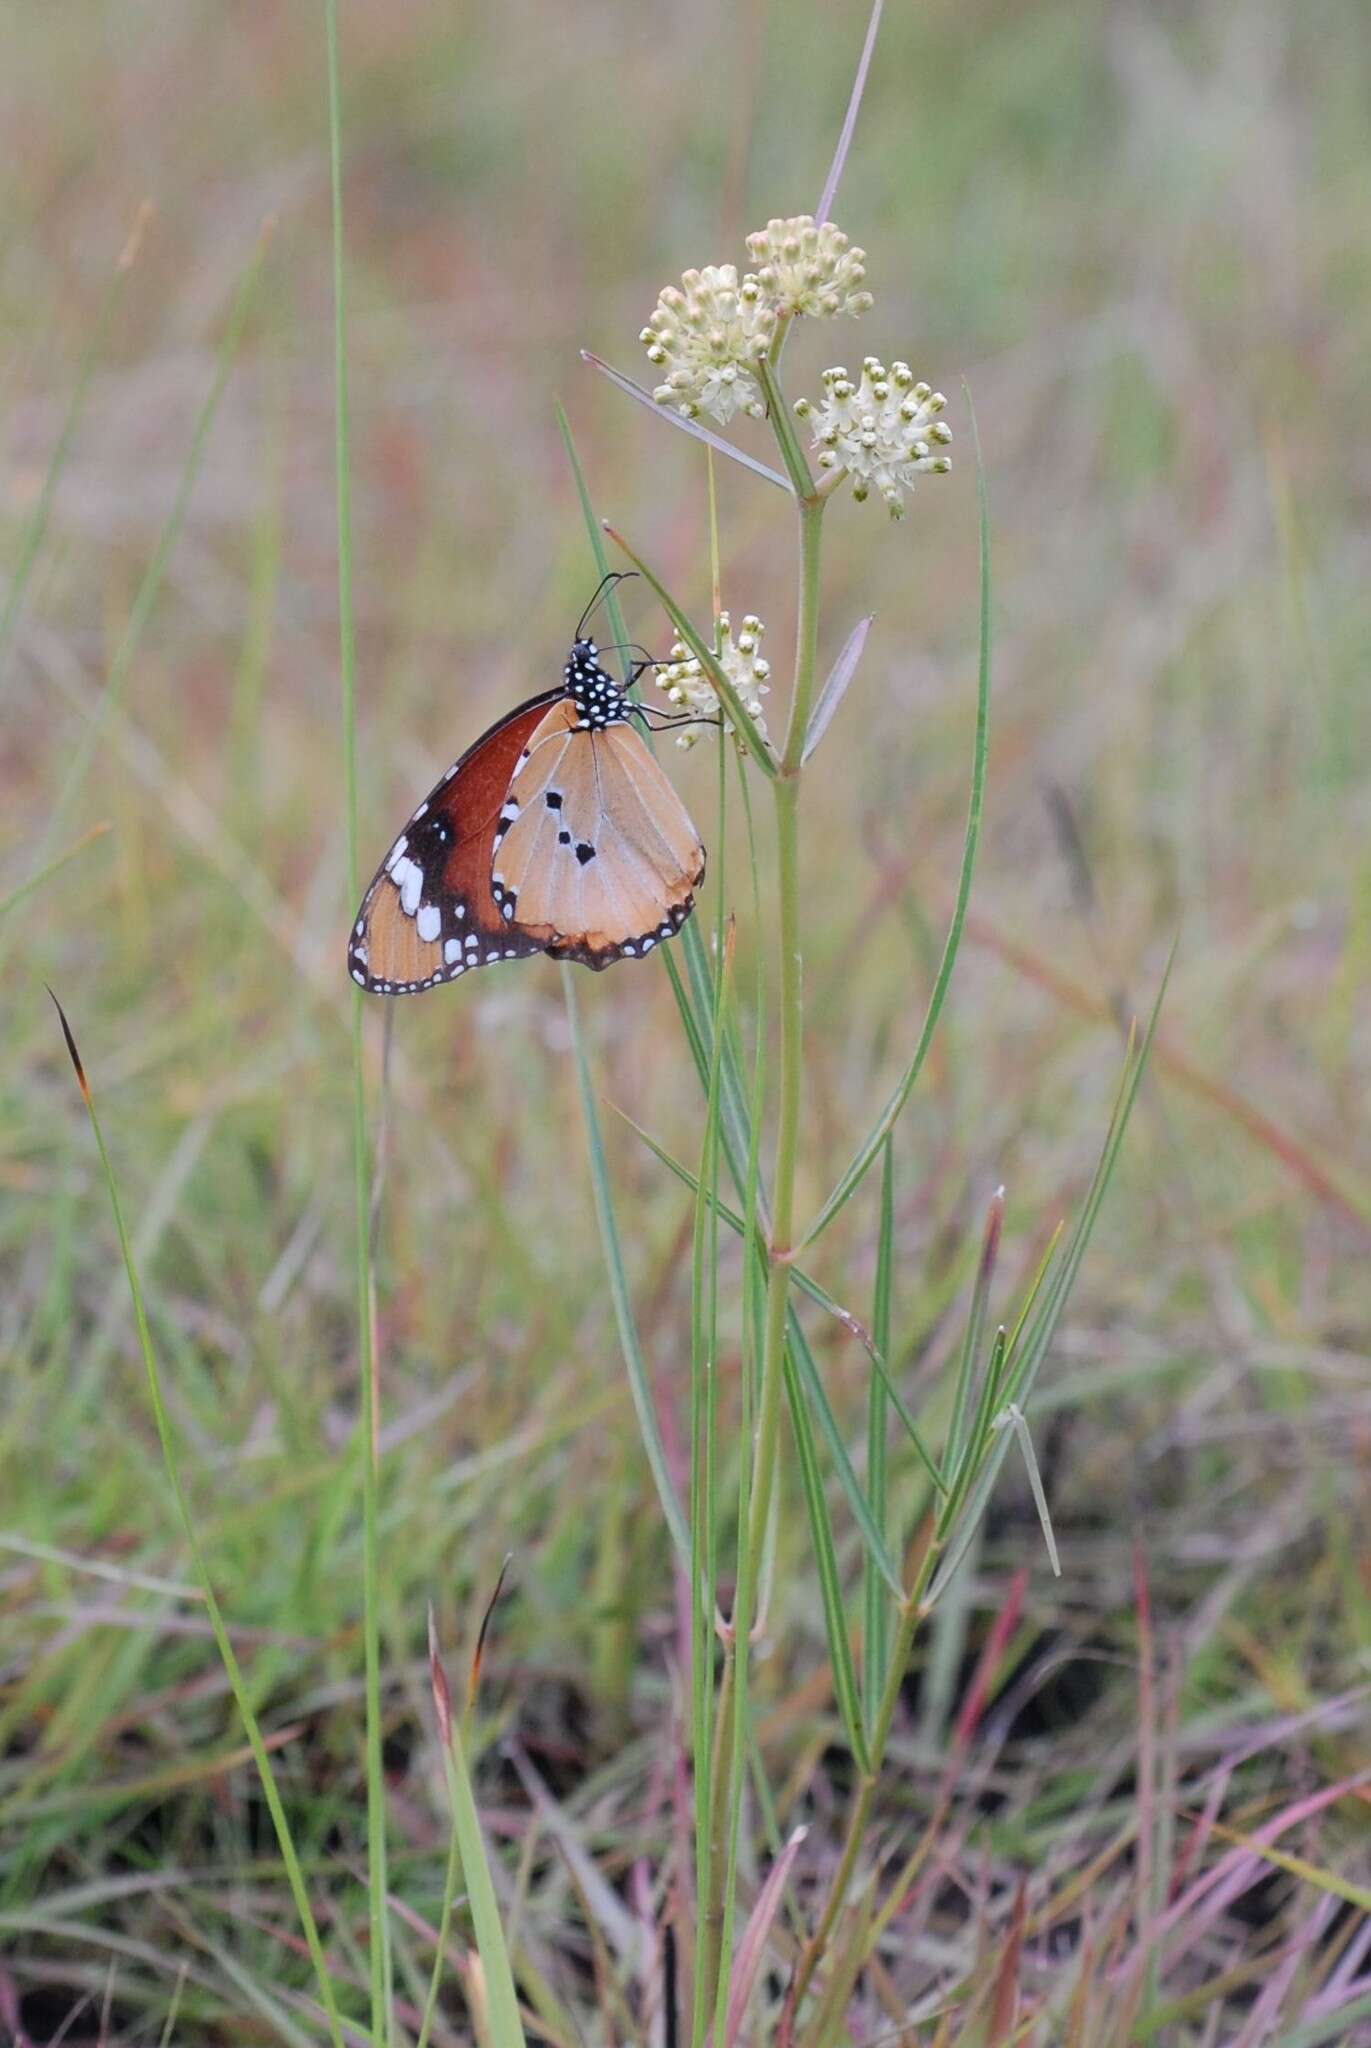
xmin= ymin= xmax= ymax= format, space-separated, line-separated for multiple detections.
xmin=492 ymin=710 xmax=706 ymax=970
xmin=348 ymin=690 xmax=559 ymax=994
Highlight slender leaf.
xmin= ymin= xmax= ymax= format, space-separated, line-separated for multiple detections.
xmin=815 ymin=0 xmax=886 ymax=226
xmin=428 ymin=1617 xmax=528 ymax=2047
xmin=802 ymin=388 xmax=992 ymax=1245
xmin=803 ymin=615 xmax=874 ymax=764
xmin=562 ymin=968 xmax=690 ymax=1561
xmin=581 ymin=353 xmax=790 ymax=492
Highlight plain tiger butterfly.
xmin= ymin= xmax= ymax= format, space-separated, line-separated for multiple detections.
xmin=348 ymin=579 xmax=707 ymax=993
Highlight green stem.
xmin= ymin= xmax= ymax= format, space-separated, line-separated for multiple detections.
xmin=709 ymin=492 xmax=826 ymax=2024
xmin=788 ymin=1539 xmax=942 ymax=2037
xmin=323 ymin=3 xmax=390 ymax=2037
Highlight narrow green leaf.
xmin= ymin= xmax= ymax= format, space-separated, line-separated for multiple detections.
xmin=562 ymin=967 xmax=690 ymax=1561
xmin=0 ymin=203 xmax=149 ymax=705
xmin=580 ymin=353 xmax=790 ymax=492
xmin=802 ymin=387 xmax=992 ymax=1245
xmin=428 ymin=1617 xmax=528 ymax=2047
xmin=783 ymin=1337 xmax=871 ymax=1774
xmin=927 ymin=947 xmax=1173 ymax=1605
xmin=863 ymin=1138 xmax=894 ymax=1736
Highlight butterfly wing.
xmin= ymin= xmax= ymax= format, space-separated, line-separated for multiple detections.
xmin=348 ymin=690 xmax=561 ymax=994
xmin=491 ymin=712 xmax=705 ymax=970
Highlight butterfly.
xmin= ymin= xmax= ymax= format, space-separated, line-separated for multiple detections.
xmin=348 ymin=579 xmax=707 ymax=994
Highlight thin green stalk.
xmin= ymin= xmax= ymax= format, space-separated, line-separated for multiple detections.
xmin=0 ymin=201 xmax=149 ymax=706
xmin=322 ymin=2 xmax=390 ymax=2036
xmin=863 ymin=1140 xmax=894 ymax=1737
xmin=706 ymin=490 xmax=826 ymax=2026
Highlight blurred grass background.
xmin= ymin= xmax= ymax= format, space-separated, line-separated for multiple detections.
xmin=3 ymin=0 xmax=1370 ymax=2039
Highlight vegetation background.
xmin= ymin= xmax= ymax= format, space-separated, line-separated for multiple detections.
xmin=2 ymin=0 xmax=1368 ymax=2040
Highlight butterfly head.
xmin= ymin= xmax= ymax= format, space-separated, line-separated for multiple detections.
xmin=564 ymin=638 xmax=629 ymax=731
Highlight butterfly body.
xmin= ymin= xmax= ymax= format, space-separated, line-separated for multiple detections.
xmin=348 ymin=638 xmax=705 ymax=994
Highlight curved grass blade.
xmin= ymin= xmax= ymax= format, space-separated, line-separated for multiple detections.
xmin=428 ymin=1614 xmax=528 ymax=2047
xmin=562 ymin=967 xmax=691 ymax=1562
xmin=323 ymin=0 xmax=392 ymax=2029
xmin=49 ymin=993 xmax=346 ymax=2048
xmin=801 ymin=386 xmax=991 ymax=1247
xmin=0 ymin=202 xmax=151 ymax=707
xmin=926 ymin=946 xmax=1173 ymax=1606
xmin=863 ymin=1138 xmax=894 ymax=1735
xmin=753 ymin=358 xmax=814 ymax=500
xmin=581 ymin=354 xmax=790 ymax=493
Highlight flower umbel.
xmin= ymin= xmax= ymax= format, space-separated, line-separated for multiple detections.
xmin=641 ymin=266 xmax=777 ymax=425
xmin=656 ymin=612 xmax=771 ymax=750
xmin=796 ymin=358 xmax=952 ymax=517
xmin=744 ymin=215 xmax=874 ymax=321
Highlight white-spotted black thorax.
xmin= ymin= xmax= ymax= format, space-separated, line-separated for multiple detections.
xmin=564 ymin=639 xmax=629 ymax=731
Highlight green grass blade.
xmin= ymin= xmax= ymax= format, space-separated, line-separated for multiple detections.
xmin=427 ymin=1618 xmax=527 ymax=2047
xmin=0 ymin=202 xmax=149 ymax=706
xmin=927 ymin=947 xmax=1173 ymax=1603
xmin=863 ymin=1139 xmax=894 ymax=1736
xmin=782 ymin=1339 xmax=871 ymax=1775
xmin=801 ymin=387 xmax=991 ymax=1246
xmin=323 ymin=2 xmax=392 ymax=2035
xmin=2 ymin=229 xmax=270 ymax=979
xmin=49 ymin=994 xmax=346 ymax=2048
xmin=562 ymin=967 xmax=691 ymax=1561
xmin=945 ymin=1187 xmax=1005 ymax=1479
xmin=0 ymin=824 xmax=110 ymax=925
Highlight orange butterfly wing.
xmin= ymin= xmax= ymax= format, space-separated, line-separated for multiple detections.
xmin=491 ymin=711 xmax=705 ymax=970
xmin=348 ymin=691 xmax=559 ymax=994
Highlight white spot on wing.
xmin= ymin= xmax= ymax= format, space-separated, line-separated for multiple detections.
xmin=444 ymin=938 xmax=462 ymax=963
xmin=416 ymin=904 xmax=441 ymax=943
xmin=386 ymin=836 xmax=408 ymax=874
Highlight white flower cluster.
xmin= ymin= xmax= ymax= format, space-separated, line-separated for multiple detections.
xmin=641 ymin=266 xmax=776 ymax=425
xmin=795 ymin=359 xmax=952 ymax=517
xmin=744 ymin=215 xmax=873 ymax=320
xmin=655 ymin=612 xmax=771 ymax=750
xmin=642 ymin=214 xmax=872 ymax=426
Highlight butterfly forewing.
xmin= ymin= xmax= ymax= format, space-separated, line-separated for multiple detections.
xmin=493 ymin=712 xmax=705 ymax=969
xmin=348 ymin=691 xmax=559 ymax=994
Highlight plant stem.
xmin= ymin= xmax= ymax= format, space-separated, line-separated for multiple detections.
xmin=786 ymin=1538 xmax=942 ymax=2036
xmin=323 ymin=1 xmax=391 ymax=2036
xmin=708 ymin=490 xmax=825 ymax=2019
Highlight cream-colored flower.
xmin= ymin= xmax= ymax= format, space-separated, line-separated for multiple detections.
xmin=795 ymin=358 xmax=952 ymax=517
xmin=744 ymin=215 xmax=873 ymax=320
xmin=655 ymin=612 xmax=771 ymax=749
xmin=640 ymin=266 xmax=777 ymax=425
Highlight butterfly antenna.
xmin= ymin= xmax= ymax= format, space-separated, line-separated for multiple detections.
xmin=577 ymin=569 xmax=638 ymax=643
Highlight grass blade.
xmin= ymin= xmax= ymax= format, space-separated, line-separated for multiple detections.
xmin=783 ymin=1339 xmax=871 ymax=1775
xmin=562 ymin=967 xmax=691 ymax=1561
xmin=323 ymin=0 xmax=392 ymax=2033
xmin=801 ymin=386 xmax=991 ymax=1246
xmin=863 ymin=1139 xmax=894 ymax=1735
xmin=49 ymin=993 xmax=346 ymax=2048
xmin=428 ymin=1616 xmax=528 ymax=2047
xmin=0 ymin=202 xmax=150 ymax=706
xmin=927 ymin=947 xmax=1173 ymax=1605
